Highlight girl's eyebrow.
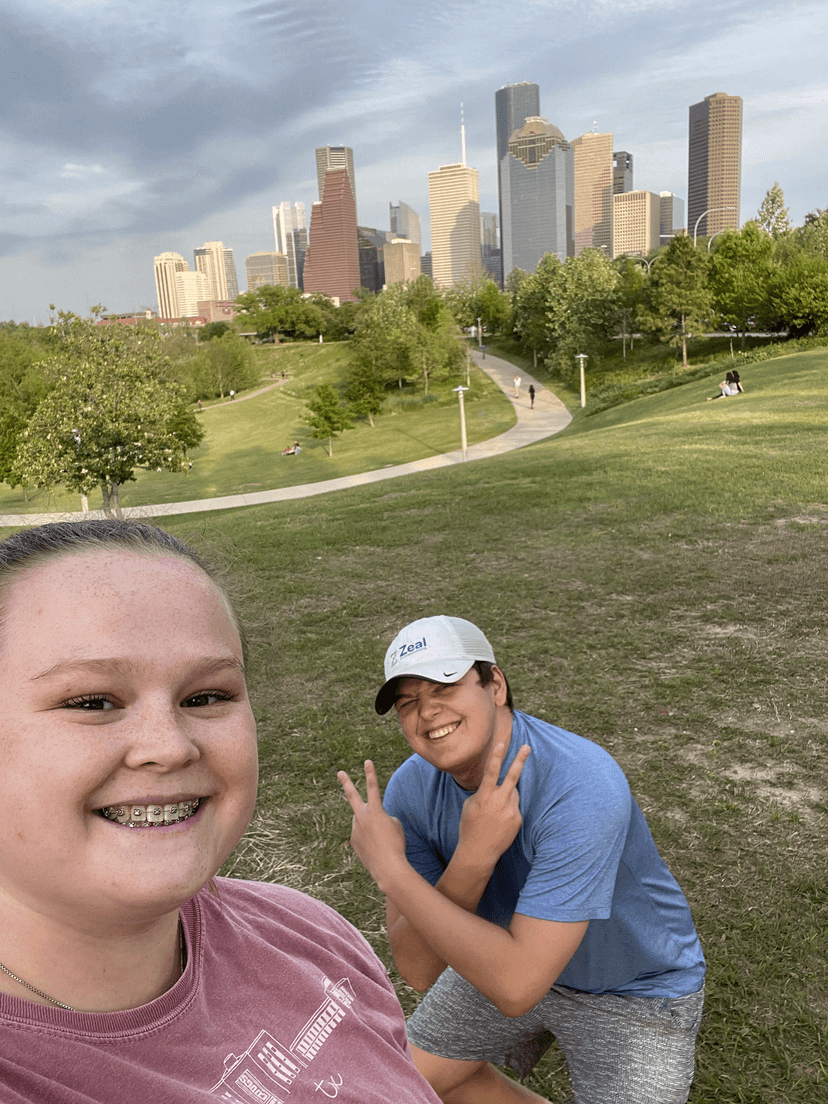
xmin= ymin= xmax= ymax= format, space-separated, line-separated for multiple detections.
xmin=30 ymin=655 xmax=245 ymax=682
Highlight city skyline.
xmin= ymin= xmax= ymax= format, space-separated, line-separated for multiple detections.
xmin=2 ymin=0 xmax=826 ymax=322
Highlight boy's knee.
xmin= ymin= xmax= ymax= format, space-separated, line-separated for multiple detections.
xmin=409 ymin=1044 xmax=487 ymax=1096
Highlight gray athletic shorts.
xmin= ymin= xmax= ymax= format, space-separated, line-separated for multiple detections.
xmin=407 ymin=967 xmax=704 ymax=1104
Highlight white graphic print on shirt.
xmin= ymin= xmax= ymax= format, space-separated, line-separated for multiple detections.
xmin=210 ymin=975 xmax=355 ymax=1102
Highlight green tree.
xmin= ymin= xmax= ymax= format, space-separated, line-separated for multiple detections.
xmin=797 ymin=208 xmax=828 ymax=260
xmin=709 ymin=222 xmax=774 ymax=348
xmin=0 ymin=330 xmax=50 ymax=484
xmin=756 ymin=183 xmax=792 ymax=239
xmin=766 ymin=255 xmax=828 ymax=337
xmin=614 ymin=257 xmax=649 ymax=358
xmin=511 ymin=255 xmax=564 ymax=366
xmin=444 ymin=274 xmax=510 ymax=335
xmin=12 ymin=315 xmax=203 ymax=517
xmin=349 ymin=285 xmax=420 ymax=391
xmin=303 ymin=383 xmax=353 ymax=457
xmin=346 ymin=377 xmax=385 ymax=426
xmin=641 ymin=235 xmax=712 ymax=368
xmin=547 ymin=250 xmax=620 ymax=381
xmin=200 ymin=321 xmax=231 ymax=341
xmin=235 ymin=285 xmax=324 ymax=342
xmin=182 ymin=331 xmax=259 ymax=399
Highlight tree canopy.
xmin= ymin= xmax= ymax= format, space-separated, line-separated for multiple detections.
xmin=235 ymin=285 xmax=324 ymax=342
xmin=12 ymin=313 xmax=203 ymax=517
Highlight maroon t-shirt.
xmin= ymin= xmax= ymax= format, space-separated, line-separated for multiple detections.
xmin=0 ymin=879 xmax=440 ymax=1103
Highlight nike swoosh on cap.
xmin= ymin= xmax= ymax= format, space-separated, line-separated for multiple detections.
xmin=443 ymin=670 xmax=457 ymax=678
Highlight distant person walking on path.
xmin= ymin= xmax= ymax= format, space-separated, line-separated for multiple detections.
xmin=707 ymin=371 xmax=744 ymax=401
xmin=529 ymin=384 xmax=535 ymax=409
xmin=513 ymin=375 xmax=521 ymax=398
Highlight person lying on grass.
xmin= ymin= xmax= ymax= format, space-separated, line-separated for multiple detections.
xmin=339 ymin=616 xmax=706 ymax=1104
xmin=0 ymin=520 xmax=441 ymax=1104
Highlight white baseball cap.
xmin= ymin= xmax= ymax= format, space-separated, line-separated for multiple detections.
xmin=375 ymin=615 xmax=496 ymax=714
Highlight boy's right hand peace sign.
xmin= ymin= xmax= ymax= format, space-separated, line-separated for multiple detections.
xmin=456 ymin=741 xmax=531 ymax=869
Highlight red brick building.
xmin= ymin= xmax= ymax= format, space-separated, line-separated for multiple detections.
xmin=302 ymin=169 xmax=360 ymax=302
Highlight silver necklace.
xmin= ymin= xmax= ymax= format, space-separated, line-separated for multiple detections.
xmin=0 ymin=918 xmax=186 ymax=1012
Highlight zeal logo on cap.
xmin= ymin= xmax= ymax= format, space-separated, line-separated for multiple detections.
xmin=375 ymin=616 xmax=496 ymax=714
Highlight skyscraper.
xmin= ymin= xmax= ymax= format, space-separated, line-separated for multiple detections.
xmin=612 ymin=191 xmax=661 ymax=258
xmin=223 ymin=247 xmax=239 ymax=301
xmin=613 ymin=151 xmax=633 ymax=194
xmin=571 ymin=131 xmax=614 ymax=255
xmin=687 ymin=92 xmax=742 ymax=239
xmin=385 ymin=239 xmax=421 ymax=285
xmin=481 ymin=212 xmax=501 ymax=284
xmin=389 ymin=201 xmax=421 ymax=246
xmin=272 ymin=202 xmax=307 ymax=289
xmin=495 ymin=82 xmax=541 ymax=285
xmin=428 ymin=162 xmax=482 ymax=289
xmin=245 ymin=252 xmax=289 ymax=291
xmin=659 ymin=192 xmax=685 ymax=246
xmin=357 ymin=227 xmax=389 ymax=293
xmin=302 ymin=168 xmax=361 ymax=302
xmin=194 ymin=242 xmax=228 ymax=301
xmin=175 ymin=270 xmax=212 ymax=318
xmin=315 ymin=146 xmax=356 ymax=213
xmin=500 ymin=116 xmax=574 ymax=281
xmin=154 ymin=252 xmax=189 ymax=320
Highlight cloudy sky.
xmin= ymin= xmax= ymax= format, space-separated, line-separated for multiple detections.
xmin=2 ymin=0 xmax=826 ymax=322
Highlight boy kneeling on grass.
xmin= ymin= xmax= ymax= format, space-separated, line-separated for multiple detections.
xmin=339 ymin=616 xmax=706 ymax=1104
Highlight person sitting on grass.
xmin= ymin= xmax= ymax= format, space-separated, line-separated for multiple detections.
xmin=0 ymin=520 xmax=441 ymax=1104
xmin=707 ymin=370 xmax=745 ymax=400
xmin=339 ymin=615 xmax=706 ymax=1104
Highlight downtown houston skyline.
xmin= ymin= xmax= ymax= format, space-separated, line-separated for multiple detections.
xmin=1 ymin=0 xmax=826 ymax=322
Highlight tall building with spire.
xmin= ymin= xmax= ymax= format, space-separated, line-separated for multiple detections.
xmin=302 ymin=168 xmax=361 ymax=302
xmin=272 ymin=201 xmax=307 ymax=288
xmin=495 ymin=82 xmax=540 ymax=285
xmin=154 ymin=252 xmax=189 ymax=320
xmin=315 ymin=146 xmax=356 ymax=214
xmin=571 ymin=131 xmax=614 ymax=255
xmin=500 ymin=116 xmax=574 ymax=281
xmin=428 ymin=113 xmax=482 ymax=289
xmin=687 ymin=92 xmax=742 ymax=239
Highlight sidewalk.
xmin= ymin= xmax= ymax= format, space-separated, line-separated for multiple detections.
xmin=0 ymin=353 xmax=571 ymax=526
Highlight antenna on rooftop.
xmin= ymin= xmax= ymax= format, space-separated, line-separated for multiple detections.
xmin=461 ymin=103 xmax=466 ymax=167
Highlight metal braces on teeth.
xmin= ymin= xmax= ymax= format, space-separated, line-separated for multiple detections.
xmin=98 ymin=798 xmax=201 ymax=827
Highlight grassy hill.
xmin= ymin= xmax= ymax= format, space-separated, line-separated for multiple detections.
xmin=14 ymin=343 xmax=825 ymax=1101
xmin=149 ymin=344 xmax=828 ymax=1102
xmin=0 ymin=340 xmax=514 ymax=515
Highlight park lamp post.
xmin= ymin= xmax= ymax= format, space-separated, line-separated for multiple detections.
xmin=477 ymin=316 xmax=482 ymax=349
xmin=693 ymin=206 xmax=737 ymax=247
xmin=576 ymin=354 xmax=588 ymax=409
xmin=453 ymin=385 xmax=469 ymax=461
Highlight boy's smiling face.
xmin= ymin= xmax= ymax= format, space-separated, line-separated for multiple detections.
xmin=393 ymin=666 xmax=512 ymax=790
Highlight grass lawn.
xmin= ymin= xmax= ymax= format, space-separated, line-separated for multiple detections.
xmin=35 ymin=344 xmax=828 ymax=1100
xmin=0 ymin=341 xmax=514 ymax=515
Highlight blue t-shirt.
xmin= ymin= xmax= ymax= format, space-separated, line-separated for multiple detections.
xmin=383 ymin=710 xmax=705 ymax=998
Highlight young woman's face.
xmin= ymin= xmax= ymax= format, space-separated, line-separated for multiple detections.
xmin=0 ymin=549 xmax=258 ymax=931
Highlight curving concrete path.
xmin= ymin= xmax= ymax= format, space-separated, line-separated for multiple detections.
xmin=0 ymin=352 xmax=572 ymax=526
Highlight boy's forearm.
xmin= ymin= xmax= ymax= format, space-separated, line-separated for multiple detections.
xmin=387 ymin=852 xmax=496 ymax=990
xmin=381 ymin=859 xmax=532 ymax=1014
